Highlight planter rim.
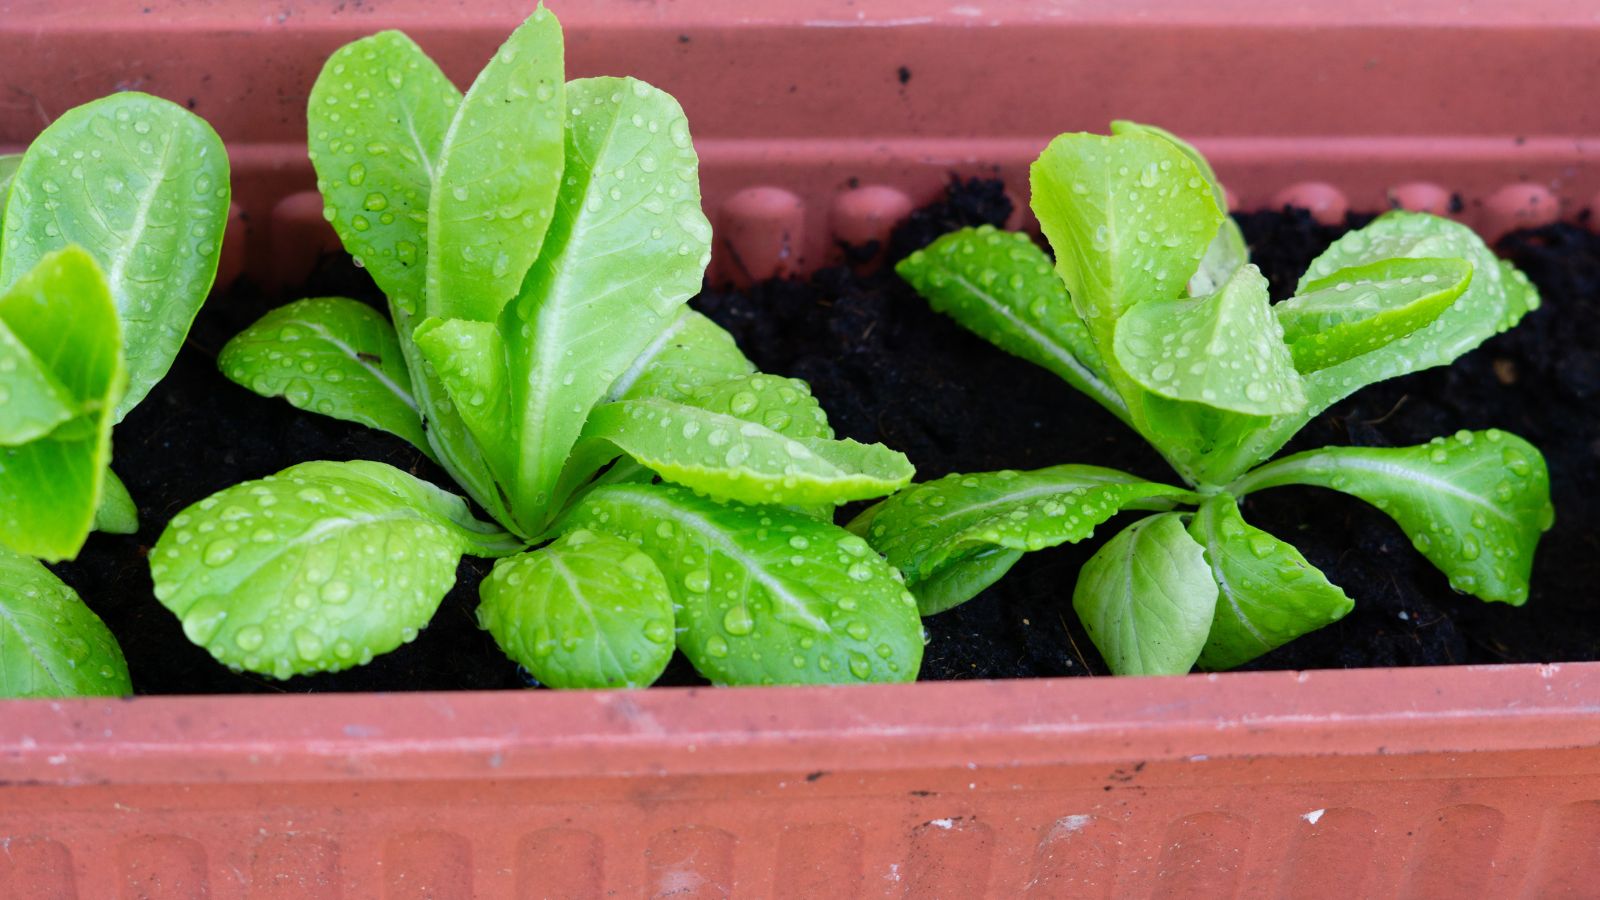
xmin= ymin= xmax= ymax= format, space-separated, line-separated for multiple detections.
xmin=6 ymin=661 xmax=1596 ymax=787
xmin=8 ymin=0 xmax=1600 ymax=28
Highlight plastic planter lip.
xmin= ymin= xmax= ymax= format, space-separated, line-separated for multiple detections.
xmin=5 ymin=665 xmax=1599 ymax=786
xmin=5 ymin=1 xmax=1600 ymax=897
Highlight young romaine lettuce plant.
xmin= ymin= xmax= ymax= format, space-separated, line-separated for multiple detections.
xmin=852 ymin=121 xmax=1553 ymax=675
xmin=154 ymin=6 xmax=923 ymax=689
xmin=0 ymin=93 xmax=231 ymax=696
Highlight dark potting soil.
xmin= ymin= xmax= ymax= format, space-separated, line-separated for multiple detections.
xmin=49 ymin=179 xmax=1600 ymax=693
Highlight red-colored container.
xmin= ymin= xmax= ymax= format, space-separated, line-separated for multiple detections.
xmin=4 ymin=2 xmax=1599 ymax=896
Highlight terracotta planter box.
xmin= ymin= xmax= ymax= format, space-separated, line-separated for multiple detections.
xmin=4 ymin=2 xmax=1600 ymax=896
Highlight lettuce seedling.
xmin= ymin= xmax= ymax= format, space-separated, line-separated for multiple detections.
xmin=155 ymin=7 xmax=922 ymax=689
xmin=853 ymin=122 xmax=1553 ymax=675
xmin=0 ymin=93 xmax=231 ymax=696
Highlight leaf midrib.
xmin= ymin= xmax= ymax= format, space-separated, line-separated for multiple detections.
xmin=304 ymin=320 xmax=419 ymax=413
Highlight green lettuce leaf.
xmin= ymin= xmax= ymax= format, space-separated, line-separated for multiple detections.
xmin=0 ymin=309 xmax=77 ymax=445
xmin=94 ymin=468 xmax=139 ymax=535
xmin=0 ymin=247 xmax=125 ymax=562
xmin=1110 ymin=121 xmax=1226 ymax=207
xmin=0 ymin=154 xmax=17 ymax=268
xmin=850 ymin=465 xmax=1197 ymax=615
xmin=1027 ymin=127 xmax=1239 ymax=484
xmin=220 ymin=297 xmax=431 ymax=456
xmin=306 ymin=23 xmax=509 ymax=528
xmin=1030 ymin=130 xmax=1224 ymax=345
xmin=578 ymin=398 xmax=912 ymax=507
xmin=1107 ymin=120 xmax=1247 ymax=297
xmin=412 ymin=316 xmax=512 ymax=477
xmin=498 ymin=76 xmax=711 ymax=529
xmin=478 ymin=528 xmax=675 ymax=689
xmin=150 ymin=460 xmax=520 ymax=679
xmin=307 ymin=30 xmax=459 ymax=313
xmin=894 ymin=225 xmax=1124 ymax=424
xmin=556 ymin=483 xmax=924 ymax=685
xmin=0 ymin=153 xmax=18 ymax=198
xmin=1114 ymin=264 xmax=1306 ymax=416
xmin=0 ymin=543 xmax=131 ymax=698
xmin=1190 ymin=218 xmax=1249 ymax=298
xmin=0 ymin=93 xmax=227 ymax=420
xmin=605 ymin=309 xmax=755 ymax=403
xmin=1296 ymin=211 xmax=1539 ymax=408
xmin=555 ymin=371 xmax=839 ymax=511
xmin=1072 ymin=512 xmax=1216 ymax=676
xmin=1276 ymin=257 xmax=1473 ymax=373
xmin=1231 ymin=429 xmax=1553 ymax=604
xmin=680 ymin=373 xmax=835 ymax=439
xmin=427 ymin=7 xmax=565 ymax=322
xmin=1187 ymin=494 xmax=1352 ymax=670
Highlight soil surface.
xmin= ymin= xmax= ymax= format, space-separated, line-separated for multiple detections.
xmin=52 ymin=180 xmax=1600 ymax=692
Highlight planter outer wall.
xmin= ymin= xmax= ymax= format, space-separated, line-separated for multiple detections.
xmin=5 ymin=667 xmax=1600 ymax=897
xmin=4 ymin=2 xmax=1600 ymax=897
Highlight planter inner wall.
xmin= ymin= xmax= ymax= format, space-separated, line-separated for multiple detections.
xmin=4 ymin=2 xmax=1600 ymax=897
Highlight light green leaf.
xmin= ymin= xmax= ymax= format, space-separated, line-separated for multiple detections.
xmin=220 ymin=297 xmax=431 ymax=456
xmin=1231 ymin=429 xmax=1553 ymax=604
xmin=1181 ymin=213 xmax=1539 ymax=486
xmin=0 ymin=314 xmax=77 ymax=444
xmin=0 ymin=93 xmax=228 ymax=420
xmin=678 ymin=375 xmax=843 ymax=523
xmin=1072 ymin=512 xmax=1216 ymax=676
xmin=1110 ymin=121 xmax=1226 ymax=207
xmin=895 ymin=225 xmax=1125 ymax=424
xmin=150 ymin=460 xmax=521 ymax=679
xmin=412 ymin=316 xmax=511 ymax=472
xmin=0 ymin=153 xmax=18 ymax=259
xmin=1276 ymin=257 xmax=1473 ymax=373
xmin=556 ymin=483 xmax=924 ymax=686
xmin=1187 ymin=494 xmax=1353 ymax=670
xmin=0 ymin=543 xmax=131 ymax=698
xmin=1190 ymin=218 xmax=1249 ymax=297
xmin=1296 ymin=211 xmax=1539 ymax=406
xmin=94 ymin=468 xmax=139 ymax=535
xmin=1107 ymin=122 xmax=1249 ymax=296
xmin=308 ymin=30 xmax=460 ymax=316
xmin=427 ymin=6 xmax=565 ymax=321
xmin=1114 ymin=264 xmax=1306 ymax=415
xmin=904 ymin=547 xmax=1024 ymax=618
xmin=304 ymin=25 xmax=510 ymax=525
xmin=683 ymin=373 xmax=835 ymax=439
xmin=578 ymin=397 xmax=913 ymax=507
xmin=557 ymin=371 xmax=837 ymax=509
xmin=849 ymin=465 xmax=1197 ymax=614
xmin=605 ymin=309 xmax=755 ymax=403
xmin=0 ymin=248 xmax=124 ymax=562
xmin=0 ymin=153 xmax=18 ymax=195
xmin=478 ymin=528 xmax=675 ymax=689
xmin=501 ymin=76 xmax=711 ymax=529
xmin=1030 ymin=130 xmax=1223 ymax=344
